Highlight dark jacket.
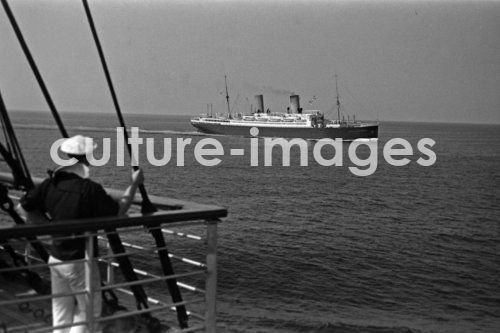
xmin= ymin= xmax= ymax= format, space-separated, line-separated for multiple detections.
xmin=21 ymin=170 xmax=119 ymax=260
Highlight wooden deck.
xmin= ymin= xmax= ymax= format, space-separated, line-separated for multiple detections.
xmin=0 ymin=277 xmax=52 ymax=332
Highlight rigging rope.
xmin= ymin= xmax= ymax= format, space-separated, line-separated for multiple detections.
xmin=0 ymin=90 xmax=34 ymax=189
xmin=0 ymin=90 xmax=50 ymax=263
xmin=1 ymin=0 xmax=68 ymax=138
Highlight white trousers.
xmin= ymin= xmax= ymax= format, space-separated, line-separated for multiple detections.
xmin=49 ymin=256 xmax=102 ymax=333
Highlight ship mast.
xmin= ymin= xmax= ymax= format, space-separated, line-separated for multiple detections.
xmin=335 ymin=74 xmax=341 ymax=121
xmin=224 ymin=74 xmax=231 ymax=119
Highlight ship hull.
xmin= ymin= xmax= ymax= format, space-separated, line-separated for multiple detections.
xmin=191 ymin=122 xmax=378 ymax=140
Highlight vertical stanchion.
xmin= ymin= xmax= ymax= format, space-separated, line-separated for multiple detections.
xmin=205 ymin=219 xmax=218 ymax=333
xmin=24 ymin=242 xmax=31 ymax=265
xmin=106 ymin=241 xmax=114 ymax=285
xmin=84 ymin=232 xmax=95 ymax=333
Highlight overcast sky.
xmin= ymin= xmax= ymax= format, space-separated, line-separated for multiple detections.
xmin=1 ymin=0 xmax=499 ymax=123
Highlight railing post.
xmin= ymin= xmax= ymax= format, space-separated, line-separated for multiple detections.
xmin=24 ymin=241 xmax=31 ymax=264
xmin=84 ymin=232 xmax=95 ymax=333
xmin=205 ymin=219 xmax=218 ymax=333
xmin=106 ymin=240 xmax=114 ymax=285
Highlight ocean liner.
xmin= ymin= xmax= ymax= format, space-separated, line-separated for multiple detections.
xmin=191 ymin=76 xmax=378 ymax=140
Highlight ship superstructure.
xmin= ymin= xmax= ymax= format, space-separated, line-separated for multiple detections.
xmin=191 ymin=112 xmax=378 ymax=140
xmin=191 ymin=82 xmax=379 ymax=140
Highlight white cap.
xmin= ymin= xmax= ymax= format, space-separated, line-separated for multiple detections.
xmin=60 ymin=135 xmax=96 ymax=155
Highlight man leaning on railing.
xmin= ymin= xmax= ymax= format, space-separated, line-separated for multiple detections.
xmin=16 ymin=135 xmax=144 ymax=333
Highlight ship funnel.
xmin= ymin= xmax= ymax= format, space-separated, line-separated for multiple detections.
xmin=254 ymin=94 xmax=264 ymax=113
xmin=290 ymin=95 xmax=301 ymax=114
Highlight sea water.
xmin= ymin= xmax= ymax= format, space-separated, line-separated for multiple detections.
xmin=5 ymin=111 xmax=499 ymax=333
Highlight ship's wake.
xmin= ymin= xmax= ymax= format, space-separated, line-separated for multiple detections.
xmin=13 ymin=123 xmax=205 ymax=136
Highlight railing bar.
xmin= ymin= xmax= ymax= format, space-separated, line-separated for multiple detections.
xmin=112 ymin=240 xmax=204 ymax=257
xmin=97 ymin=247 xmax=206 ymax=268
xmin=98 ymin=270 xmax=205 ymax=291
xmin=0 ymin=243 xmax=191 ymax=267
xmin=118 ymin=240 xmax=145 ymax=250
xmin=161 ymin=228 xmax=203 ymax=241
xmin=177 ymin=281 xmax=202 ymax=292
xmin=9 ymin=326 xmax=48 ymax=333
xmin=0 ymin=252 xmax=86 ymax=273
xmin=114 ymin=287 xmax=162 ymax=305
xmin=175 ymin=256 xmax=206 ymax=268
xmin=95 ymin=298 xmax=205 ymax=323
xmin=1 ymin=224 xmax=166 ymax=247
xmin=3 ymin=322 xmax=47 ymax=332
xmin=0 ymin=289 xmax=87 ymax=306
xmin=95 ymin=223 xmax=205 ymax=240
xmin=107 ymin=260 xmax=171 ymax=278
xmin=29 ymin=319 xmax=90 ymax=333
xmin=134 ymin=267 xmax=149 ymax=276
xmin=105 ymin=261 xmax=206 ymax=293
xmin=97 ymin=251 xmax=140 ymax=260
xmin=1 ymin=226 xmax=202 ymax=251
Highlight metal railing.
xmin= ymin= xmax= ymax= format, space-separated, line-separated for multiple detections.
xmin=0 ymin=172 xmax=227 ymax=333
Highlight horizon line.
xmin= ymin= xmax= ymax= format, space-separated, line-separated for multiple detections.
xmin=8 ymin=109 xmax=500 ymax=126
